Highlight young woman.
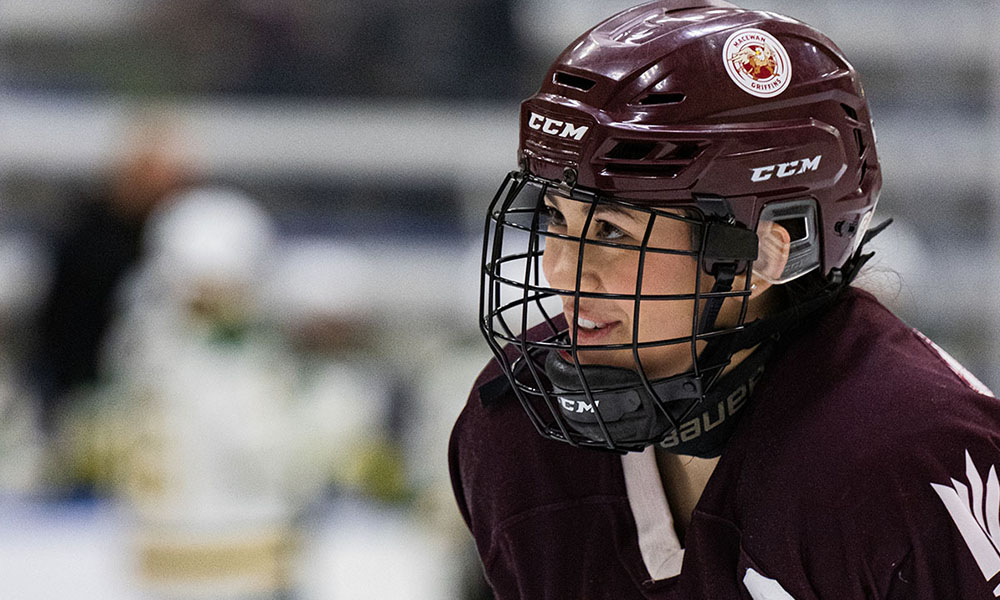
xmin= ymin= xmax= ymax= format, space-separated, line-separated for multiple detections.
xmin=449 ymin=1 xmax=1000 ymax=598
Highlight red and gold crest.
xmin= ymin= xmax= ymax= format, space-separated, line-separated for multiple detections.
xmin=723 ymin=29 xmax=791 ymax=98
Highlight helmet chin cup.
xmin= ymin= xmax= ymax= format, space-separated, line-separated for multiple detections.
xmin=544 ymin=351 xmax=702 ymax=448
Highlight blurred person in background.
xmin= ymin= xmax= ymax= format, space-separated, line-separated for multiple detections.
xmin=33 ymin=116 xmax=189 ymax=442
xmin=273 ymin=243 xmax=402 ymax=505
xmin=93 ymin=186 xmax=467 ymax=599
xmin=97 ymin=187 xmax=298 ymax=599
xmin=273 ymin=240 xmax=480 ymax=599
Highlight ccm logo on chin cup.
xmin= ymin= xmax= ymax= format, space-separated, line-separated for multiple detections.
xmin=528 ymin=112 xmax=589 ymax=141
xmin=751 ymin=155 xmax=822 ymax=182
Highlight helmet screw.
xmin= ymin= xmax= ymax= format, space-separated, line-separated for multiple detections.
xmin=834 ymin=219 xmax=859 ymax=236
xmin=562 ymin=167 xmax=578 ymax=187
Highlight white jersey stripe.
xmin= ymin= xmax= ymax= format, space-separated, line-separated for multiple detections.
xmin=620 ymin=447 xmax=684 ymax=581
xmin=912 ymin=330 xmax=995 ymax=397
xmin=743 ymin=567 xmax=796 ymax=600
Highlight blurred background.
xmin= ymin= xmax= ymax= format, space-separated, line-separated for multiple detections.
xmin=0 ymin=0 xmax=997 ymax=598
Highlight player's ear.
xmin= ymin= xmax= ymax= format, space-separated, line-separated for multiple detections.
xmin=749 ymin=220 xmax=791 ymax=298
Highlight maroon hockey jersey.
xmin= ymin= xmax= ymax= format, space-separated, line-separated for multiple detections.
xmin=449 ymin=288 xmax=1000 ymax=599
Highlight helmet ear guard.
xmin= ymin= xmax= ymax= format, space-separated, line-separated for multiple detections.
xmin=755 ymin=199 xmax=820 ymax=284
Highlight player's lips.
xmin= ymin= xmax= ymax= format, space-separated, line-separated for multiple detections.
xmin=566 ymin=311 xmax=621 ymax=343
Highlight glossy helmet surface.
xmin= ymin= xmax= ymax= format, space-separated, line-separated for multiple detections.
xmin=480 ymin=0 xmax=881 ymax=452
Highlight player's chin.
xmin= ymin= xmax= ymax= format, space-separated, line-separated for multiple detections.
xmin=560 ymin=346 xmax=636 ymax=370
xmin=557 ymin=348 xmax=695 ymax=383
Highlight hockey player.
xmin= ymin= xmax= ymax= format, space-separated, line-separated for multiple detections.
xmin=450 ymin=1 xmax=1000 ymax=598
xmin=106 ymin=187 xmax=298 ymax=599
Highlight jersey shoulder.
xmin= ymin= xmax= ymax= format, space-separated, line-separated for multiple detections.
xmin=747 ymin=287 xmax=999 ymax=471
xmin=726 ymin=288 xmax=1000 ymax=596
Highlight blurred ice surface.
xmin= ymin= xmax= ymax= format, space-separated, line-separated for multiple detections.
xmin=0 ymin=497 xmax=464 ymax=600
xmin=0 ymin=501 xmax=136 ymax=600
xmin=296 ymin=497 xmax=462 ymax=600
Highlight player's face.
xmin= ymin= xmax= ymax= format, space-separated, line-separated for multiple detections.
xmin=541 ymin=193 xmax=704 ymax=378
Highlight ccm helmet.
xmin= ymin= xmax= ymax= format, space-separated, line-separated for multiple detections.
xmin=480 ymin=0 xmax=882 ymax=453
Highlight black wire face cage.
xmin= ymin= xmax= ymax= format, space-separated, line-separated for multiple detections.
xmin=480 ymin=171 xmax=760 ymax=453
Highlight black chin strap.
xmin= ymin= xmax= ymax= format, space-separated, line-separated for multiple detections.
xmin=660 ymin=337 xmax=775 ymax=457
xmin=695 ymin=213 xmax=759 ymax=336
xmin=698 ymin=262 xmax=737 ymax=335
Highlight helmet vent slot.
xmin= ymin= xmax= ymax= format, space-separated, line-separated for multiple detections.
xmin=637 ymin=92 xmax=686 ymax=105
xmin=604 ymin=163 xmax=685 ymax=177
xmin=853 ymin=128 xmax=866 ymax=158
xmin=841 ymin=103 xmax=859 ymax=121
xmin=664 ymin=7 xmax=702 ymax=15
xmin=605 ymin=141 xmax=657 ymax=160
xmin=657 ymin=141 xmax=704 ymax=161
xmin=553 ymin=71 xmax=596 ymax=91
xmin=601 ymin=140 xmax=705 ymax=178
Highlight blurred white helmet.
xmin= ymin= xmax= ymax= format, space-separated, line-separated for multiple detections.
xmin=145 ymin=186 xmax=276 ymax=304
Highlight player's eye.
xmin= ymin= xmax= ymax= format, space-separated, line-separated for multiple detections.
xmin=591 ymin=220 xmax=627 ymax=241
xmin=543 ymin=204 xmax=566 ymax=230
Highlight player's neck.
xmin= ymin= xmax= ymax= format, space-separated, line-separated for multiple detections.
xmin=653 ymin=449 xmax=719 ymax=544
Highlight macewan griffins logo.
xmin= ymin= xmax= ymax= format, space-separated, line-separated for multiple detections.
xmin=723 ymin=28 xmax=792 ymax=98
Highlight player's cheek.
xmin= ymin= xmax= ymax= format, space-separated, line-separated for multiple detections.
xmin=635 ymin=303 xmax=687 ymax=344
xmin=638 ymin=254 xmax=697 ymax=296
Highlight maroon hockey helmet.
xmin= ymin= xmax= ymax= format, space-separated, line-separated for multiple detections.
xmin=480 ymin=0 xmax=882 ymax=452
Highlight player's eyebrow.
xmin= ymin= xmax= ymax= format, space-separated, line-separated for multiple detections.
xmin=544 ymin=192 xmax=646 ymax=224
xmin=593 ymin=202 xmax=645 ymax=223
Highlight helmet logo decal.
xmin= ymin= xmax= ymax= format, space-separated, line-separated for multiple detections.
xmin=723 ymin=28 xmax=792 ymax=98
xmin=558 ymin=397 xmax=597 ymax=414
xmin=528 ymin=112 xmax=589 ymax=141
xmin=750 ymin=155 xmax=822 ymax=182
